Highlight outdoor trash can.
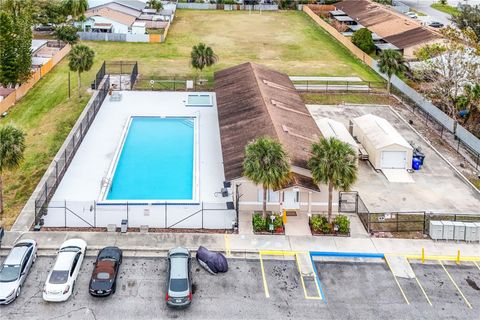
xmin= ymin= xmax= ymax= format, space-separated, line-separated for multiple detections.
xmin=412 ymin=157 xmax=421 ymax=170
xmin=413 ymin=148 xmax=425 ymax=165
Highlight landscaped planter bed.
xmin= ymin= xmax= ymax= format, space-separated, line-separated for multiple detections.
xmin=309 ymin=214 xmax=350 ymax=237
xmin=252 ymin=212 xmax=285 ymax=235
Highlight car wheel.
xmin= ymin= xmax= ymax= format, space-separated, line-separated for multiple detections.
xmin=16 ymin=286 xmax=21 ymax=298
xmin=33 ymin=254 xmax=37 ymax=264
xmin=112 ymin=283 xmax=116 ymax=294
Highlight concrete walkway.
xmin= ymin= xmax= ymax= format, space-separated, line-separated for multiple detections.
xmin=1 ymin=230 xmax=479 ymax=258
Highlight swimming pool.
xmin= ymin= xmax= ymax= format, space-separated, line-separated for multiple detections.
xmin=105 ymin=117 xmax=196 ymax=201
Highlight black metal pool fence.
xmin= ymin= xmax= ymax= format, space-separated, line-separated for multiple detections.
xmin=339 ymin=191 xmax=480 ymax=234
xmin=34 ymin=76 xmax=110 ymax=225
xmin=92 ymin=61 xmax=138 ymax=90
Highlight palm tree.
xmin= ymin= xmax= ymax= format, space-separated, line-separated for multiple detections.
xmin=308 ymin=137 xmax=358 ymax=224
xmin=68 ymin=44 xmax=94 ymax=98
xmin=191 ymin=43 xmax=218 ymax=81
xmin=62 ymin=0 xmax=88 ymax=22
xmin=378 ymin=49 xmax=408 ymax=94
xmin=147 ymin=0 xmax=163 ymax=12
xmin=243 ymin=137 xmax=291 ymax=218
xmin=0 ymin=125 xmax=26 ymax=215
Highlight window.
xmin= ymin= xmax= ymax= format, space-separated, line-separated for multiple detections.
xmin=257 ymin=189 xmax=281 ymax=203
xmin=70 ymin=253 xmax=81 ymax=276
xmin=169 ymin=278 xmax=188 ymax=292
xmin=49 ymin=270 xmax=69 ymax=284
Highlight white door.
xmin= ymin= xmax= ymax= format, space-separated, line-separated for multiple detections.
xmin=381 ymin=151 xmax=407 ymax=169
xmin=283 ymin=189 xmax=300 ymax=210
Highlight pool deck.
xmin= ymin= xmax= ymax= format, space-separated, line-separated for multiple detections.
xmin=49 ymin=91 xmax=226 ymax=206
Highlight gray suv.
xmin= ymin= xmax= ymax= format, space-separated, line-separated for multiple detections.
xmin=165 ymin=247 xmax=192 ymax=308
xmin=0 ymin=239 xmax=37 ymax=304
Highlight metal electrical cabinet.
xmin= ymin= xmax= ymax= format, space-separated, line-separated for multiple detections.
xmin=429 ymin=221 xmax=444 ymax=240
xmin=452 ymin=222 xmax=466 ymax=241
xmin=442 ymin=221 xmax=455 ymax=240
xmin=464 ymin=223 xmax=478 ymax=242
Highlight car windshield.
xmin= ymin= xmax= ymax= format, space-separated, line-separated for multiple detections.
xmin=169 ymin=278 xmax=188 ymax=292
xmin=96 ymin=272 xmax=111 ymax=280
xmin=0 ymin=265 xmax=20 ymax=282
xmin=49 ymin=270 xmax=69 ymax=284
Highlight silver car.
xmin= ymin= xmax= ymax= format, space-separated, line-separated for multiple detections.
xmin=0 ymin=239 xmax=37 ymax=304
xmin=166 ymin=247 xmax=192 ymax=308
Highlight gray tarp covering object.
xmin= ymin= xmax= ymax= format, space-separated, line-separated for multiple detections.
xmin=196 ymin=246 xmax=228 ymax=274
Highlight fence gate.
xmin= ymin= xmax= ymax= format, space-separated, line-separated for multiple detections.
xmin=338 ymin=191 xmax=358 ymax=213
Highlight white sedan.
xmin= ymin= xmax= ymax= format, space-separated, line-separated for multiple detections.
xmin=43 ymin=239 xmax=87 ymax=302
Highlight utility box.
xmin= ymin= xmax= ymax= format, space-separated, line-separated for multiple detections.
xmin=442 ymin=221 xmax=454 ymax=240
xmin=452 ymin=221 xmax=466 ymax=241
xmin=429 ymin=221 xmax=443 ymax=240
xmin=121 ymin=220 xmax=128 ymax=233
xmin=475 ymin=223 xmax=480 ymax=242
xmin=464 ymin=223 xmax=478 ymax=242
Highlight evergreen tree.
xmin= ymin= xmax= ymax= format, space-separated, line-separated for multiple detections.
xmin=0 ymin=12 xmax=17 ymax=87
xmin=352 ymin=28 xmax=375 ymax=54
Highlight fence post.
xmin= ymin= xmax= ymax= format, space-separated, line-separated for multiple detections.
xmin=64 ymin=200 xmax=67 ymax=228
xmin=165 ymin=202 xmax=167 ymax=228
xmin=94 ymin=201 xmax=96 ymax=228
xmin=423 ymin=213 xmax=426 ymax=234
xmin=201 ymin=202 xmax=204 ymax=229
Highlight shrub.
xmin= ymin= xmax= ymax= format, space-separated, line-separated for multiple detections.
xmin=252 ymin=213 xmax=266 ymax=232
xmin=351 ymin=28 xmax=375 ymax=54
xmin=334 ymin=215 xmax=350 ymax=233
xmin=311 ymin=215 xmax=329 ymax=233
xmin=252 ymin=213 xmax=283 ymax=232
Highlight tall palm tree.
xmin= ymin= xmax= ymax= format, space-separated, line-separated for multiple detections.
xmin=62 ymin=0 xmax=88 ymax=22
xmin=147 ymin=0 xmax=163 ymax=12
xmin=243 ymin=137 xmax=291 ymax=218
xmin=68 ymin=44 xmax=94 ymax=98
xmin=191 ymin=43 xmax=218 ymax=80
xmin=308 ymin=137 xmax=358 ymax=224
xmin=0 ymin=125 xmax=26 ymax=215
xmin=378 ymin=49 xmax=408 ymax=94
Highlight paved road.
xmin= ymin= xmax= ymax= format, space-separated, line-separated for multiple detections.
xmin=402 ymin=0 xmax=480 ymax=26
xmin=2 ymin=256 xmax=479 ymax=319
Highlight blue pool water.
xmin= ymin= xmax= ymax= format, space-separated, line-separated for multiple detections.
xmin=107 ymin=117 xmax=194 ymax=201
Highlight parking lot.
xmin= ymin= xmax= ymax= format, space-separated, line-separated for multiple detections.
xmin=1 ymin=254 xmax=479 ymax=319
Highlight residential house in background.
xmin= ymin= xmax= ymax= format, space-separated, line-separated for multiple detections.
xmin=334 ymin=0 xmax=442 ymax=59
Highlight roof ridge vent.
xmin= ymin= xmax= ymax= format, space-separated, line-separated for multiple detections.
xmin=282 ymin=125 xmax=318 ymax=142
xmin=262 ymin=79 xmax=293 ymax=92
xmin=271 ymin=99 xmax=311 ymax=117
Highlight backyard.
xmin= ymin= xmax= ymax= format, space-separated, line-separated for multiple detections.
xmin=0 ymin=9 xmax=382 ymax=229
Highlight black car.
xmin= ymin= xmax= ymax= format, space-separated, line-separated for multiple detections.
xmin=428 ymin=21 xmax=444 ymax=28
xmin=89 ymin=247 xmax=122 ymax=297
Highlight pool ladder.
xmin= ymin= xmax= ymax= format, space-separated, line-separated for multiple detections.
xmin=101 ymin=177 xmax=112 ymax=191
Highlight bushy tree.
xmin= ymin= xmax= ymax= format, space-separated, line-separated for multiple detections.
xmin=68 ymin=44 xmax=95 ymax=97
xmin=0 ymin=125 xmax=26 ymax=215
xmin=33 ymin=0 xmax=69 ymax=26
xmin=55 ymin=25 xmax=80 ymax=45
xmin=451 ymin=4 xmax=480 ymax=39
xmin=352 ymin=28 xmax=375 ymax=54
xmin=0 ymin=12 xmax=17 ymax=87
xmin=62 ymin=0 xmax=88 ymax=22
xmin=0 ymin=1 xmax=33 ymax=86
xmin=243 ymin=137 xmax=291 ymax=218
xmin=147 ymin=0 xmax=163 ymax=12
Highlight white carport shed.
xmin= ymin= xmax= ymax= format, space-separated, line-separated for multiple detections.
xmin=351 ymin=114 xmax=413 ymax=170
xmin=315 ymin=117 xmax=359 ymax=161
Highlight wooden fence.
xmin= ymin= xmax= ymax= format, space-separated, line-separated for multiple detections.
xmin=0 ymin=43 xmax=71 ymax=114
xmin=303 ymin=5 xmax=373 ymax=67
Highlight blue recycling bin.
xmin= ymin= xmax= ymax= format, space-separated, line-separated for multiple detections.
xmin=413 ymin=148 xmax=425 ymax=165
xmin=412 ymin=157 xmax=421 ymax=170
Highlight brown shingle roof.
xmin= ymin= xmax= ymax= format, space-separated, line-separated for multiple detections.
xmin=215 ymin=62 xmax=321 ymax=186
xmin=336 ymin=0 xmax=440 ymax=48
xmin=383 ymin=27 xmax=439 ymax=48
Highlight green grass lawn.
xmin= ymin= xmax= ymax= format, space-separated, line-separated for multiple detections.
xmin=301 ymin=93 xmax=392 ymax=105
xmin=0 ymin=9 xmax=383 ymax=229
xmin=430 ymin=3 xmax=459 ymax=16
